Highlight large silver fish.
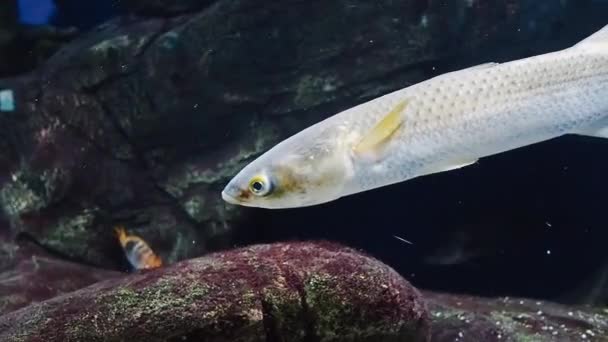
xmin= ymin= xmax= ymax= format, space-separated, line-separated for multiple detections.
xmin=222 ymin=24 xmax=608 ymax=209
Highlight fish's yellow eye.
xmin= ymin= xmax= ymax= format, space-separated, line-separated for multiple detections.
xmin=248 ymin=174 xmax=273 ymax=196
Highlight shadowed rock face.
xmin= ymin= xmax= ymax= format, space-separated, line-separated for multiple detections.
xmin=121 ymin=0 xmax=216 ymax=15
xmin=0 ymin=0 xmax=602 ymax=280
xmin=0 ymin=0 xmax=440 ymax=268
xmin=0 ymin=240 xmax=122 ymax=315
xmin=0 ymin=241 xmax=431 ymax=342
xmin=0 ymin=0 xmax=579 ymax=270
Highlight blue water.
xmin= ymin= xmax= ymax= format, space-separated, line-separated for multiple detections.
xmin=17 ymin=0 xmax=56 ymax=25
xmin=18 ymin=0 xmax=121 ymax=29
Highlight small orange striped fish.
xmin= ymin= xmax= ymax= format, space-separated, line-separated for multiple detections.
xmin=114 ymin=225 xmax=162 ymax=270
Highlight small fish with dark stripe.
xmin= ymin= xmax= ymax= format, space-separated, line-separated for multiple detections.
xmin=114 ymin=225 xmax=162 ymax=271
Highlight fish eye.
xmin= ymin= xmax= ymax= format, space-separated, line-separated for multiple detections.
xmin=248 ymin=174 xmax=273 ymax=196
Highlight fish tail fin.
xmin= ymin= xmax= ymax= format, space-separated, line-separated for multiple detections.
xmin=574 ymin=24 xmax=608 ymax=50
xmin=151 ymin=254 xmax=163 ymax=267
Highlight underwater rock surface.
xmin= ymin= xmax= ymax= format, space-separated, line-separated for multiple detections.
xmin=0 ymin=0 xmax=578 ymax=268
xmin=0 ymin=241 xmax=430 ymax=342
xmin=2 ymin=240 xmax=607 ymax=341
xmin=0 ymin=240 xmax=122 ymax=316
xmin=122 ymin=0 xmax=215 ymax=15
xmin=427 ymin=291 xmax=608 ymax=342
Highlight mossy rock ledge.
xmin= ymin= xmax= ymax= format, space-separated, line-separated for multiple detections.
xmin=0 ymin=241 xmax=431 ymax=342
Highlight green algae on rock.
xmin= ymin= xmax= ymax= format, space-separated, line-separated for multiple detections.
xmin=0 ymin=241 xmax=430 ymax=341
xmin=426 ymin=291 xmax=608 ymax=342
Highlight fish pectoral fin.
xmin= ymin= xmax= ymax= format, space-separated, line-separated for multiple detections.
xmin=114 ymin=225 xmax=127 ymax=239
xmin=352 ymin=99 xmax=408 ymax=160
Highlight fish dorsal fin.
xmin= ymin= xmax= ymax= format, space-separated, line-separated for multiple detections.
xmin=114 ymin=225 xmax=127 ymax=241
xmin=575 ymin=24 xmax=608 ymax=49
xmin=353 ymin=99 xmax=408 ymax=159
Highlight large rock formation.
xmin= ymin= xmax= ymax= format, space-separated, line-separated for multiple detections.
xmin=0 ymin=0 xmax=588 ymax=270
xmin=0 ymin=241 xmax=431 ymax=342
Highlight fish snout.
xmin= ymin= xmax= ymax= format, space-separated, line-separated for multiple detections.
xmin=221 ymin=190 xmax=240 ymax=204
xmin=221 ymin=182 xmax=252 ymax=205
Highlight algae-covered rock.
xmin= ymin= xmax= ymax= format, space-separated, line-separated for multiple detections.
xmin=0 ymin=241 xmax=430 ymax=341
xmin=0 ymin=240 xmax=122 ymax=315
xmin=427 ymin=291 xmax=608 ymax=341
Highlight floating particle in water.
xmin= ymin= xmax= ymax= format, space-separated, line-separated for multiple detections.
xmin=393 ymin=235 xmax=413 ymax=245
xmin=419 ymin=14 xmax=428 ymax=28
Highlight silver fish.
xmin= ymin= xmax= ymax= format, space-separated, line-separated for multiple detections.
xmin=222 ymin=24 xmax=608 ymax=209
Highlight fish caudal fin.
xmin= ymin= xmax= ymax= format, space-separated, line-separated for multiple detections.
xmin=574 ymin=24 xmax=608 ymax=50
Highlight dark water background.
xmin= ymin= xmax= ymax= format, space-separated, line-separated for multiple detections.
xmin=14 ymin=0 xmax=608 ymax=305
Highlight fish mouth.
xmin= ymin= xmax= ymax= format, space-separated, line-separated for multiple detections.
xmin=221 ymin=190 xmax=241 ymax=205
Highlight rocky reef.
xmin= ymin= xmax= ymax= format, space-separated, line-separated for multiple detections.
xmin=1 ymin=0 xmax=591 ymax=269
xmin=0 ymin=239 xmax=122 ymax=315
xmin=1 ymin=240 xmax=606 ymax=341
xmin=427 ymin=291 xmax=608 ymax=342
xmin=2 ymin=0 xmax=608 ymax=340
xmin=0 ymin=241 xmax=431 ymax=342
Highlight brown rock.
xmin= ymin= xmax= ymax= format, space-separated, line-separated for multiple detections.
xmin=0 ymin=241 xmax=430 ymax=342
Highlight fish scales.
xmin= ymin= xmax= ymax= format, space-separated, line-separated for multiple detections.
xmin=341 ymin=47 xmax=608 ymax=193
